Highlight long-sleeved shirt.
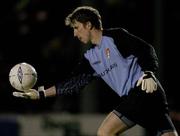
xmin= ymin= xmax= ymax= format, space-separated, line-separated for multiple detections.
xmin=56 ymin=28 xmax=159 ymax=96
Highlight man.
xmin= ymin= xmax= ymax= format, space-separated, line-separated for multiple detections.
xmin=13 ymin=6 xmax=178 ymax=136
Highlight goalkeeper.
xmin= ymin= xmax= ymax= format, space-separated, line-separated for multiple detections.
xmin=13 ymin=6 xmax=178 ymax=136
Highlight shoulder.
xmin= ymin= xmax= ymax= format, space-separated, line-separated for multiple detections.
xmin=103 ymin=27 xmax=129 ymax=36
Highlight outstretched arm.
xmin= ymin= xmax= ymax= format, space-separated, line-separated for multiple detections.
xmin=13 ymin=57 xmax=96 ymax=100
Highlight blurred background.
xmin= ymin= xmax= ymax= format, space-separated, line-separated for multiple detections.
xmin=0 ymin=0 xmax=180 ymax=135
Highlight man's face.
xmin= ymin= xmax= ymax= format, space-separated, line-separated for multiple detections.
xmin=72 ymin=20 xmax=91 ymax=44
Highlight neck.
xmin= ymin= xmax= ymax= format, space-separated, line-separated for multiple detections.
xmin=90 ymin=29 xmax=102 ymax=45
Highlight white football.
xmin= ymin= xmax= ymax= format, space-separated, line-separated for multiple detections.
xmin=9 ymin=62 xmax=37 ymax=92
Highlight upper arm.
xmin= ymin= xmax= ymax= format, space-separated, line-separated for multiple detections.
xmin=110 ymin=28 xmax=159 ymax=72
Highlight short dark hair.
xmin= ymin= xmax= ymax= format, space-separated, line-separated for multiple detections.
xmin=65 ymin=6 xmax=102 ymax=30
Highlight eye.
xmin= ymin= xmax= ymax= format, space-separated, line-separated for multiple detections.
xmin=74 ymin=26 xmax=78 ymax=30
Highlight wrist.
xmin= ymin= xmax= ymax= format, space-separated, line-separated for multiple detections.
xmin=38 ymin=86 xmax=46 ymax=99
xmin=143 ymin=71 xmax=157 ymax=81
xmin=39 ymin=90 xmax=45 ymax=99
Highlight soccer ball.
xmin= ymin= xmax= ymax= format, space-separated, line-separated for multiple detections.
xmin=9 ymin=62 xmax=37 ymax=92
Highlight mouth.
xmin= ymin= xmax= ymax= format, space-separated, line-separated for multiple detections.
xmin=78 ymin=37 xmax=83 ymax=42
xmin=78 ymin=37 xmax=81 ymax=41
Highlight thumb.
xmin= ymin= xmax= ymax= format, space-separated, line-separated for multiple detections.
xmin=136 ymin=78 xmax=142 ymax=87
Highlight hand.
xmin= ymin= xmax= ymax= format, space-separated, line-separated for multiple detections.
xmin=12 ymin=86 xmax=45 ymax=100
xmin=136 ymin=71 xmax=158 ymax=93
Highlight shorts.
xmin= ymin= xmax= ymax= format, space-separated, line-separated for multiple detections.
xmin=113 ymin=82 xmax=176 ymax=135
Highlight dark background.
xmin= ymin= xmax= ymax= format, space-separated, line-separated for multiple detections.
xmin=0 ymin=0 xmax=179 ymax=114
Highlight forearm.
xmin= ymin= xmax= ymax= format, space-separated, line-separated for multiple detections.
xmin=43 ymin=72 xmax=94 ymax=97
xmin=43 ymin=73 xmax=93 ymax=97
xmin=55 ymin=73 xmax=94 ymax=95
xmin=113 ymin=28 xmax=159 ymax=72
xmin=46 ymin=57 xmax=95 ymax=96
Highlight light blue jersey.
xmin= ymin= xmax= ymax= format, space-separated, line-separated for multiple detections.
xmin=84 ymin=36 xmax=143 ymax=96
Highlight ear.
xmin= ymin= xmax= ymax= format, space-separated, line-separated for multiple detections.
xmin=86 ymin=21 xmax=93 ymax=30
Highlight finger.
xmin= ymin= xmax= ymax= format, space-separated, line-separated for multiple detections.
xmin=154 ymin=83 xmax=157 ymax=91
xmin=146 ymin=85 xmax=151 ymax=93
xmin=150 ymin=82 xmax=157 ymax=93
xmin=13 ymin=92 xmax=25 ymax=98
xmin=147 ymin=80 xmax=152 ymax=93
xmin=142 ymin=80 xmax=146 ymax=90
xmin=147 ymin=79 xmax=157 ymax=93
xmin=24 ymin=89 xmax=35 ymax=93
xmin=22 ymin=93 xmax=31 ymax=99
xmin=13 ymin=92 xmax=30 ymax=99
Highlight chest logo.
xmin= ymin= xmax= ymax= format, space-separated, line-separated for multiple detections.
xmin=105 ymin=48 xmax=110 ymax=59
